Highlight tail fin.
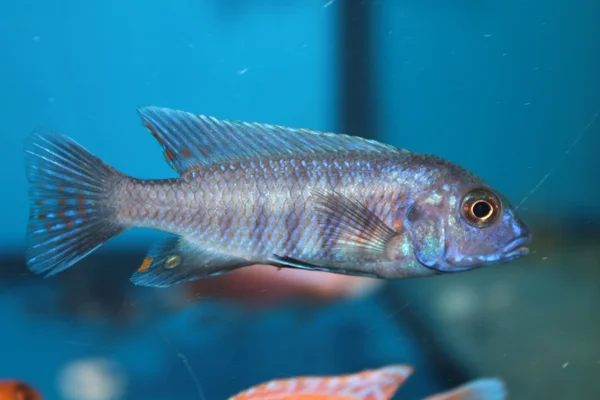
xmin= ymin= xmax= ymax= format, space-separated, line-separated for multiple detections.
xmin=423 ymin=378 xmax=507 ymax=400
xmin=24 ymin=131 xmax=126 ymax=277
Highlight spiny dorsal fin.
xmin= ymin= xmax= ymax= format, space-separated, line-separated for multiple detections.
xmin=137 ymin=106 xmax=405 ymax=174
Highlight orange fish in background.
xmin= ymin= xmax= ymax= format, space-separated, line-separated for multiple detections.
xmin=229 ymin=365 xmax=506 ymax=400
xmin=183 ymin=264 xmax=384 ymax=305
xmin=0 ymin=380 xmax=42 ymax=400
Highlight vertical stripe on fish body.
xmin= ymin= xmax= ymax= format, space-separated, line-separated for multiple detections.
xmin=117 ymin=152 xmax=419 ymax=268
xmin=24 ymin=106 xmax=531 ymax=287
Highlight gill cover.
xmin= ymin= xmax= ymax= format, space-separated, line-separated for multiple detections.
xmin=405 ymin=203 xmax=445 ymax=268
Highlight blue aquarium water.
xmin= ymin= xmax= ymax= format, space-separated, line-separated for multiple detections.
xmin=1 ymin=1 xmax=599 ymax=399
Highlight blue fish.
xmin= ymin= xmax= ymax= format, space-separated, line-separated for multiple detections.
xmin=24 ymin=106 xmax=531 ymax=287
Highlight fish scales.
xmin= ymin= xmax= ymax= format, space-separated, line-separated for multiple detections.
xmin=23 ymin=105 xmax=531 ymax=287
xmin=115 ymin=151 xmax=411 ymax=263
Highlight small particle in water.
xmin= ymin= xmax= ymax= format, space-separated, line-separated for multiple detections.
xmin=562 ymin=362 xmax=569 ymax=368
xmin=541 ymin=256 xmax=548 ymax=261
xmin=488 ymin=282 xmax=513 ymax=311
xmin=502 ymin=53 xmax=508 ymax=56
xmin=187 ymin=43 xmax=195 ymax=49
xmin=48 ymin=97 xmax=55 ymax=104
xmin=32 ymin=36 xmax=40 ymax=41
xmin=323 ymin=0 xmax=336 ymax=8
xmin=483 ymin=34 xmax=492 ymax=38
xmin=238 ymin=68 xmax=249 ymax=75
xmin=524 ymin=102 xmax=531 ymax=106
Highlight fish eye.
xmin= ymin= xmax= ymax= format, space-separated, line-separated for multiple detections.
xmin=472 ymin=200 xmax=492 ymax=219
xmin=460 ymin=189 xmax=501 ymax=228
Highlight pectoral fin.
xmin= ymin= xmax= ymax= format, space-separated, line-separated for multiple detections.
xmin=312 ymin=189 xmax=401 ymax=261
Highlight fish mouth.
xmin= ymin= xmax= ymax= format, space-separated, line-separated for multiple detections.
xmin=422 ymin=235 xmax=532 ymax=274
xmin=499 ymin=235 xmax=531 ymax=261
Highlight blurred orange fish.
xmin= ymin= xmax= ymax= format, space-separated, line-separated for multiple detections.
xmin=184 ymin=264 xmax=384 ymax=305
xmin=229 ymin=365 xmax=506 ymax=400
xmin=0 ymin=380 xmax=42 ymax=400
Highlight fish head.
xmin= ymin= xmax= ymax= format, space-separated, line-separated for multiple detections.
xmin=403 ymin=163 xmax=531 ymax=273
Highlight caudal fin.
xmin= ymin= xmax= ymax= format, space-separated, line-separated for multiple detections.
xmin=24 ymin=131 xmax=126 ymax=277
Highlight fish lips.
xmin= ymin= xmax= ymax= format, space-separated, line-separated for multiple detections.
xmin=422 ymin=234 xmax=532 ymax=274
xmin=498 ymin=235 xmax=531 ymax=261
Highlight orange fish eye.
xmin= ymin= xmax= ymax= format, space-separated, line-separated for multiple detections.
xmin=460 ymin=189 xmax=501 ymax=228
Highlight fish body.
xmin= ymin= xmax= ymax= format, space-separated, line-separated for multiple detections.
xmin=229 ymin=365 xmax=506 ymax=400
xmin=24 ymin=106 xmax=531 ymax=287
xmin=0 ymin=380 xmax=42 ymax=400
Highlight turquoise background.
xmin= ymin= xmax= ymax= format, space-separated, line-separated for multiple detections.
xmin=0 ymin=1 xmax=598 ymax=399
xmin=1 ymin=1 xmax=338 ymax=250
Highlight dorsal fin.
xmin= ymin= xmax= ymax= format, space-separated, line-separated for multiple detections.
xmin=137 ymin=106 xmax=405 ymax=174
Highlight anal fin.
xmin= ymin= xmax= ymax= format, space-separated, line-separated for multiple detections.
xmin=131 ymin=236 xmax=251 ymax=287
